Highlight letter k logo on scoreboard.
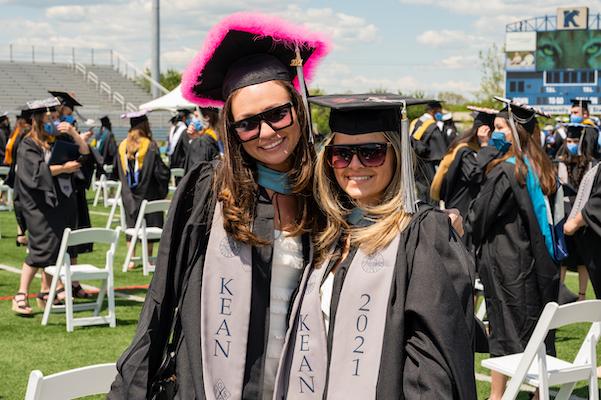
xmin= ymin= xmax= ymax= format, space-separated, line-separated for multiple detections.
xmin=563 ymin=10 xmax=581 ymax=28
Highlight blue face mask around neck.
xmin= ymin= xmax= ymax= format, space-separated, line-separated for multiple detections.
xmin=256 ymin=163 xmax=291 ymax=195
xmin=490 ymin=131 xmax=512 ymax=153
xmin=44 ymin=122 xmax=58 ymax=135
xmin=434 ymin=112 xmax=443 ymax=121
xmin=60 ymin=115 xmax=76 ymax=124
xmin=567 ymin=143 xmax=579 ymax=155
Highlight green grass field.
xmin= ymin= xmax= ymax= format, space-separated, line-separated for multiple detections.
xmin=0 ymin=193 xmax=598 ymax=399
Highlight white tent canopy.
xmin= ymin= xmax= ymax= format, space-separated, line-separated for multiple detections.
xmin=138 ymin=84 xmax=197 ymax=112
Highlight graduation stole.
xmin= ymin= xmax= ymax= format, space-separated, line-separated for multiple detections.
xmin=275 ymin=234 xmax=400 ymax=399
xmin=204 ymin=127 xmax=218 ymax=142
xmin=118 ymin=137 xmax=150 ymax=177
xmin=569 ymin=163 xmax=599 ymax=220
xmin=430 ymin=142 xmax=479 ymax=201
xmin=4 ymin=126 xmax=21 ymax=165
xmin=412 ymin=117 xmax=435 ymax=141
xmin=201 ymin=202 xmax=253 ymax=400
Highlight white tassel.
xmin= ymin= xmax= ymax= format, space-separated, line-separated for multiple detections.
xmin=401 ymin=101 xmax=417 ymax=213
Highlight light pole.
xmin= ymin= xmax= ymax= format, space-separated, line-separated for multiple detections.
xmin=151 ymin=0 xmax=160 ymax=98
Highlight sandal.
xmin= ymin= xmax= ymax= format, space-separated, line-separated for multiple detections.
xmin=72 ymin=284 xmax=92 ymax=299
xmin=12 ymin=292 xmax=32 ymax=316
xmin=36 ymin=290 xmax=65 ymax=309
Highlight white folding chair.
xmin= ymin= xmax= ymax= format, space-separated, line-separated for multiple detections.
xmin=122 ymin=199 xmax=170 ymax=275
xmin=42 ymin=227 xmax=121 ymax=332
xmin=169 ymin=167 xmax=185 ymax=194
xmin=105 ymin=181 xmax=122 ymax=229
xmin=92 ymin=173 xmax=106 ymax=207
xmin=25 ymin=363 xmax=116 ymax=400
xmin=482 ymin=300 xmax=601 ymax=400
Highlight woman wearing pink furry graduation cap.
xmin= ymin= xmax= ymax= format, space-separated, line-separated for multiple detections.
xmin=108 ymin=13 xmax=329 ymax=400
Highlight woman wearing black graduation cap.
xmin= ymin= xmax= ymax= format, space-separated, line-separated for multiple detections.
xmin=108 ymin=13 xmax=329 ymax=399
xmin=114 ymin=111 xmax=169 ymax=270
xmin=469 ymin=97 xmax=562 ymax=400
xmin=93 ymin=115 xmax=117 ymax=179
xmin=12 ymin=97 xmax=91 ymax=316
xmin=556 ymin=123 xmax=596 ymax=301
xmin=430 ymin=106 xmax=503 ymax=224
xmin=274 ymin=94 xmax=476 ymax=400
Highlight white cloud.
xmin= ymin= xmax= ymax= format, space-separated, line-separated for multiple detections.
xmin=440 ymin=55 xmax=479 ymax=69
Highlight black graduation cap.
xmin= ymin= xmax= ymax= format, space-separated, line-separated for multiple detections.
xmin=494 ymin=96 xmax=550 ymax=153
xmin=100 ymin=116 xmax=111 ymax=127
xmin=25 ymin=97 xmax=61 ymax=115
xmin=564 ymin=123 xmax=585 ymax=139
xmin=310 ymin=93 xmax=435 ymax=213
xmin=0 ymin=111 xmax=8 ymax=122
xmin=467 ymin=106 xmax=498 ymax=129
xmin=121 ymin=110 xmax=149 ymax=129
xmin=48 ymin=91 xmax=83 ymax=109
xmin=570 ymin=98 xmax=592 ymax=111
xmin=425 ymin=100 xmax=443 ymax=110
xmin=181 ymin=12 xmax=329 ymax=107
xmin=309 ymin=93 xmax=432 ymax=135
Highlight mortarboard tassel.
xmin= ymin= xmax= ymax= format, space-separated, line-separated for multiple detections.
xmin=293 ymin=46 xmax=314 ymax=144
xmin=400 ymin=101 xmax=417 ymax=213
xmin=507 ymin=105 xmax=523 ymax=154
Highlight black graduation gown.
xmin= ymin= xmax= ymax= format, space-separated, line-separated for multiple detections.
xmin=114 ymin=141 xmax=169 ymax=233
xmin=96 ymin=128 xmax=118 ymax=179
xmin=575 ymin=166 xmax=601 ymax=297
xmin=440 ymin=146 xmax=501 ymax=218
xmin=412 ymin=118 xmax=449 ymax=163
xmin=184 ymin=134 xmax=220 ymax=173
xmin=318 ymin=207 xmax=476 ymax=399
xmin=469 ymin=162 xmax=560 ymax=357
xmin=0 ymin=125 xmax=9 ymax=165
xmin=107 ymin=161 xmax=311 ymax=399
xmin=582 ymin=125 xmax=601 ymax=160
xmin=15 ymin=137 xmax=78 ymax=268
xmin=169 ymin=126 xmax=190 ymax=169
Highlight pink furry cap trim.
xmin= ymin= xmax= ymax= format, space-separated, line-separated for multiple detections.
xmin=181 ymin=12 xmax=331 ymax=107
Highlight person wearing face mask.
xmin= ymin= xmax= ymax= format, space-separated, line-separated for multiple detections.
xmin=167 ymin=109 xmax=192 ymax=172
xmin=555 ymin=124 xmax=596 ymax=303
xmin=275 ymin=93 xmax=476 ymax=399
xmin=185 ymin=107 xmax=222 ymax=172
xmin=410 ymin=100 xmax=450 ymax=202
xmin=431 ymin=106 xmax=504 ymax=227
xmin=11 ymin=97 xmax=91 ymax=316
xmin=0 ymin=112 xmax=11 ymax=166
xmin=570 ymin=99 xmax=601 ymax=160
xmin=469 ymin=97 xmax=564 ymax=400
xmin=108 ymin=13 xmax=329 ymax=399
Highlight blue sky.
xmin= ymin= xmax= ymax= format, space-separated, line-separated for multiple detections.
xmin=0 ymin=0 xmax=596 ymax=98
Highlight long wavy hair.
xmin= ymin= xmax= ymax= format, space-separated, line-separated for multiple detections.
xmin=313 ymin=131 xmax=413 ymax=262
xmin=27 ymin=112 xmax=52 ymax=151
xmin=487 ymin=120 xmax=557 ymax=195
xmin=447 ymin=124 xmax=481 ymax=154
xmin=216 ymin=80 xmax=318 ymax=246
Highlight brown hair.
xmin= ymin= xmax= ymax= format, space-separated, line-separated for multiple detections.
xmin=125 ymin=128 xmax=149 ymax=160
xmin=487 ymin=120 xmax=557 ymax=195
xmin=216 ymin=80 xmax=318 ymax=246
xmin=132 ymin=119 xmax=153 ymax=139
xmin=27 ymin=112 xmax=52 ymax=151
xmin=447 ymin=124 xmax=481 ymax=153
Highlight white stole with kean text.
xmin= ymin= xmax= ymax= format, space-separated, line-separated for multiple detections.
xmin=201 ymin=203 xmax=253 ymax=400
xmin=273 ymin=233 xmax=400 ymax=399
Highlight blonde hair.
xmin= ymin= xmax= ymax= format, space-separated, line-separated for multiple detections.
xmin=314 ymin=131 xmax=413 ymax=261
xmin=125 ymin=128 xmax=147 ymax=160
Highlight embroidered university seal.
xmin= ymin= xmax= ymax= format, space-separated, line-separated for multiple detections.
xmin=219 ymin=236 xmax=240 ymax=258
xmin=214 ymin=379 xmax=231 ymax=400
xmin=361 ymin=252 xmax=385 ymax=273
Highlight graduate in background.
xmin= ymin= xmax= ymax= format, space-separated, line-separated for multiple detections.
xmin=411 ymin=101 xmax=450 ymax=170
xmin=564 ymin=162 xmax=601 ymax=299
xmin=115 ymin=111 xmax=169 ymax=270
xmin=4 ymin=107 xmax=32 ymax=247
xmin=0 ymin=112 xmax=10 ymax=165
xmin=276 ymin=94 xmax=476 ymax=400
xmin=12 ymin=97 xmax=91 ymax=316
xmin=556 ymin=124 xmax=597 ymax=302
xmin=167 ymin=109 xmax=191 ymax=170
xmin=469 ymin=98 xmax=562 ymax=400
xmin=108 ymin=12 xmax=329 ymax=399
xmin=431 ymin=106 xmax=502 ymax=222
xmin=570 ymin=99 xmax=601 ymax=160
xmin=92 ymin=116 xmax=117 ymax=179
xmin=185 ymin=107 xmax=222 ymax=172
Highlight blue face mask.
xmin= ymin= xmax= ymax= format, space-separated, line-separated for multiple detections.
xmin=434 ymin=112 xmax=443 ymax=121
xmin=567 ymin=143 xmax=579 ymax=155
xmin=44 ymin=122 xmax=58 ymax=135
xmin=193 ymin=119 xmax=204 ymax=131
xmin=570 ymin=115 xmax=584 ymax=124
xmin=490 ymin=130 xmax=511 ymax=153
xmin=60 ymin=115 xmax=76 ymax=124
xmin=185 ymin=117 xmax=192 ymax=126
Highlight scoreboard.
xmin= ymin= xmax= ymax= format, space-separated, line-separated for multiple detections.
xmin=505 ymin=7 xmax=601 ymax=114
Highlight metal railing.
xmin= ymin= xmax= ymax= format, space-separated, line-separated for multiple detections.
xmin=3 ymin=44 xmax=113 ymax=65
xmin=506 ymin=12 xmax=601 ymax=32
xmin=111 ymin=50 xmax=169 ymax=96
xmin=87 ymin=71 xmax=99 ymax=89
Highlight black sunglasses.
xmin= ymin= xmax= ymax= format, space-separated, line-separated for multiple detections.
xmin=325 ymin=143 xmax=391 ymax=169
xmin=230 ymin=102 xmax=294 ymax=143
